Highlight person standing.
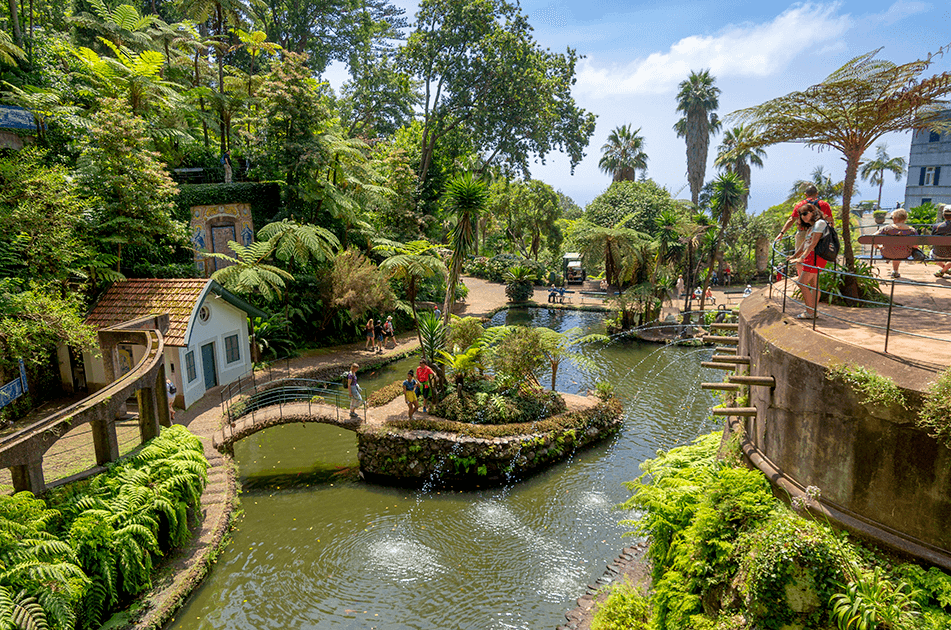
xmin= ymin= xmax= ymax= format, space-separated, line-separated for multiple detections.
xmin=932 ymin=205 xmax=951 ymax=278
xmin=874 ymin=208 xmax=917 ymax=278
xmin=415 ymin=359 xmax=437 ymax=414
xmin=676 ymin=275 xmax=685 ymax=298
xmin=433 ymin=304 xmax=441 ymax=319
xmin=222 ymin=151 xmax=233 ymax=184
xmin=365 ymin=318 xmax=375 ymax=351
xmin=788 ymin=203 xmax=829 ymax=319
xmin=374 ymin=318 xmax=385 ymax=353
xmin=403 ymin=370 xmax=419 ymax=420
xmin=166 ymin=378 xmax=177 ymax=421
xmin=775 ymin=185 xmax=834 ymax=272
xmin=383 ymin=316 xmax=396 ymax=348
xmin=347 ymin=363 xmax=362 ymax=419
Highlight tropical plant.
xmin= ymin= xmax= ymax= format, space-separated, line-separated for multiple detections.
xmin=730 ymin=48 xmax=951 ymax=297
xmin=860 ymin=144 xmax=907 ymax=211
xmin=598 ymin=124 xmax=649 ymax=182
xmin=699 ymin=172 xmax=747 ymax=311
xmin=674 ymin=69 xmax=721 ymax=205
xmin=789 ymin=166 xmax=848 ymax=204
xmin=416 ymin=310 xmax=448 ymax=368
xmin=375 ymin=239 xmax=448 ymax=349
xmin=831 ymin=565 xmax=920 ymax=630
xmin=536 ymin=327 xmax=608 ymax=391
xmin=207 ymin=240 xmax=294 ymax=302
xmin=503 ymin=264 xmax=535 ymax=302
xmin=714 ymin=124 xmax=766 ymax=211
xmin=442 ymin=172 xmax=489 ymax=321
xmin=575 ymin=218 xmax=652 ymax=288
xmin=257 ymin=219 xmax=339 ymax=269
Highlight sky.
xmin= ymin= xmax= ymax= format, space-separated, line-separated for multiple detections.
xmin=325 ymin=0 xmax=951 ymax=212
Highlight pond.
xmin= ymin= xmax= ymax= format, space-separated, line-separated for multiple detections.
xmin=169 ymin=308 xmax=720 ymax=630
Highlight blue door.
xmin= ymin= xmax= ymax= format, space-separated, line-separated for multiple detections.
xmin=201 ymin=342 xmax=218 ymax=390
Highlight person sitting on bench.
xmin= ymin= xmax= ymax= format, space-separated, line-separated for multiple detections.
xmin=874 ymin=208 xmax=917 ymax=278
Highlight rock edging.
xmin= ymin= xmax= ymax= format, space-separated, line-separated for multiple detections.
xmin=558 ymin=541 xmax=650 ymax=630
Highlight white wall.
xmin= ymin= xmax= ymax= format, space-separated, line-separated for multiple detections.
xmin=180 ymin=296 xmax=252 ymax=409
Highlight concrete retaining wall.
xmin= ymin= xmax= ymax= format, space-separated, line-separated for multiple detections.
xmin=737 ymin=293 xmax=951 ymax=567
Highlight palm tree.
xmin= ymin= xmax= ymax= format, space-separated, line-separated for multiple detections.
xmin=674 ymin=70 xmax=721 ymax=205
xmin=576 ymin=219 xmax=652 ymax=288
xmin=442 ymin=172 xmax=489 ymax=323
xmin=375 ymin=239 xmax=448 ymax=350
xmin=598 ymin=125 xmax=648 ymax=182
xmin=731 ymin=48 xmax=951 ymax=295
xmin=714 ymin=124 xmax=766 ymax=210
xmin=257 ymin=219 xmax=339 ymax=268
xmin=698 ymin=172 xmax=746 ymax=312
xmin=788 ymin=166 xmax=847 ymax=204
xmin=860 ymin=144 xmax=907 ymax=211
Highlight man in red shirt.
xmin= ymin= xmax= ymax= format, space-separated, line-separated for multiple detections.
xmin=415 ymin=359 xmax=438 ymax=413
xmin=775 ymin=185 xmax=835 ymax=273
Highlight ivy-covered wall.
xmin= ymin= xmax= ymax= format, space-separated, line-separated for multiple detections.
xmin=175 ymin=182 xmax=283 ymax=228
xmin=357 ymin=400 xmax=623 ymax=489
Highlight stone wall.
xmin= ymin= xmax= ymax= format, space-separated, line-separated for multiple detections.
xmin=737 ymin=293 xmax=951 ymax=569
xmin=358 ymin=401 xmax=623 ymax=489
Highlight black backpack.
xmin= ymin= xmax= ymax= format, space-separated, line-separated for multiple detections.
xmin=814 ymin=221 xmax=840 ymax=262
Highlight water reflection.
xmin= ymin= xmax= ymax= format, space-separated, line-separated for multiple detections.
xmin=171 ymin=308 xmax=720 ymax=630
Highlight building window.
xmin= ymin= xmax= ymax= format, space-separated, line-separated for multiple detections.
xmin=225 ymin=334 xmax=240 ymax=363
xmin=198 ymin=305 xmax=211 ymax=322
xmin=921 ymin=166 xmax=942 ymax=186
xmin=929 ymin=131 xmax=941 ymax=142
xmin=186 ymin=351 xmax=197 ymax=382
xmin=923 ymin=198 xmax=932 ymax=205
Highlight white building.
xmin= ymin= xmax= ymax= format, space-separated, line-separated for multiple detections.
xmin=904 ymin=118 xmax=951 ymax=213
xmin=58 ymin=279 xmax=266 ymax=411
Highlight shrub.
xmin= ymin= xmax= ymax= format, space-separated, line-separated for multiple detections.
xmin=463 ymin=254 xmax=547 ymax=283
xmin=504 ymin=264 xmax=535 ymax=302
xmin=826 ymin=362 xmax=906 ymax=409
xmin=591 ymin=581 xmax=649 ymax=630
xmin=917 ymin=366 xmax=951 ymax=450
xmin=367 ymin=381 xmax=404 ymax=407
xmin=431 ymin=381 xmax=566 ymax=425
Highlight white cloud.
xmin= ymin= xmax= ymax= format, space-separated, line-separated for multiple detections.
xmin=575 ymin=2 xmax=853 ymax=98
xmin=866 ymin=0 xmax=930 ymax=26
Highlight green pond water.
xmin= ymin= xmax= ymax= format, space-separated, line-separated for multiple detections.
xmin=170 ymin=308 xmax=720 ymax=630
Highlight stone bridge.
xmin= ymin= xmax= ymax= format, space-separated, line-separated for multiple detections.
xmin=0 ymin=315 xmax=172 ymax=494
xmin=212 ymin=400 xmax=366 ymax=453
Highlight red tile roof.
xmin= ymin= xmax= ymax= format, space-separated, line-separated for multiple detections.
xmin=86 ymin=279 xmax=210 ymax=347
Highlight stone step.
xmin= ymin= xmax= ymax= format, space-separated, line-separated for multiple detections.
xmin=701 ymin=382 xmax=741 ymax=391
xmin=703 ymin=335 xmax=738 ymax=345
xmin=711 ymin=407 xmax=757 ymax=416
xmin=711 ymin=355 xmax=751 ymax=364
xmin=701 ymin=362 xmax=737 ymax=370
xmin=728 ymin=375 xmax=776 ymax=387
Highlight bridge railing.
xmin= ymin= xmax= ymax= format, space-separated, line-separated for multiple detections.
xmin=768 ymin=239 xmax=951 ymax=353
xmin=221 ymin=377 xmax=366 ymax=427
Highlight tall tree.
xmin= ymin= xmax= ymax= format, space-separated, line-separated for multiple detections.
xmin=731 ymin=48 xmax=951 ymax=295
xmin=860 ymin=143 xmax=907 ymax=211
xmin=374 ymin=239 xmax=447 ymax=350
xmin=714 ymin=124 xmax=766 ymax=211
xmin=674 ymin=69 xmax=720 ymax=206
xmin=400 ymin=0 xmax=594 ymax=193
xmin=698 ymin=172 xmax=746 ymax=312
xmin=598 ymin=124 xmax=648 ymax=182
xmin=442 ymin=172 xmax=488 ymax=322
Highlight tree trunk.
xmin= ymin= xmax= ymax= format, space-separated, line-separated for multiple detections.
xmin=840 ymin=151 xmax=861 ymax=301
xmin=7 ymin=0 xmax=22 ymax=50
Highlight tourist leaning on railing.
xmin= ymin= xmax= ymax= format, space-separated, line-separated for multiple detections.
xmin=787 ymin=203 xmax=828 ymax=320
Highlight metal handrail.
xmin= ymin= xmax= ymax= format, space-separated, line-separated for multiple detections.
xmin=221 ymin=377 xmax=367 ymax=428
xmin=768 ymin=236 xmax=951 ymax=353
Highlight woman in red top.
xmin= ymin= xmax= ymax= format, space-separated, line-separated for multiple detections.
xmin=415 ymin=359 xmax=437 ymax=413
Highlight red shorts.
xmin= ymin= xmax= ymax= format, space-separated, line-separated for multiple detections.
xmin=802 ymin=252 xmax=828 ymax=273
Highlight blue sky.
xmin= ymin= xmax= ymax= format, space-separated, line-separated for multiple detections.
xmin=329 ymin=0 xmax=951 ymax=211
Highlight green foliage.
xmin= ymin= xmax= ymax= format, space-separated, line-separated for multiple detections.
xmin=585 ymin=180 xmax=676 ymax=236
xmin=591 ymin=581 xmax=650 ymax=630
xmin=367 ymin=381 xmax=404 ymax=407
xmin=464 ymin=254 xmax=548 ymax=283
xmin=917 ymin=366 xmax=951 ymax=450
xmin=417 ymin=310 xmax=448 ymax=364
xmin=446 ymin=316 xmax=485 ymax=353
xmin=826 ymin=362 xmax=907 ymax=409
xmin=814 ymin=261 xmax=888 ymax=305
xmin=175 ymin=182 xmax=283 ymax=228
xmin=503 ymin=265 xmax=535 ymax=302
xmin=595 ymin=381 xmax=615 ymax=400
xmin=906 ymin=203 xmax=940 ymax=227
xmin=0 ymin=426 xmax=207 ymax=630
xmin=432 ymin=379 xmax=566 ymax=425
xmin=489 ymin=326 xmax=545 ymax=388
xmin=830 ymin=565 xmax=919 ymax=630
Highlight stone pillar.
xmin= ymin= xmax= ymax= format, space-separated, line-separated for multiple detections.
xmin=90 ymin=412 xmax=120 ymax=466
xmin=136 ymin=385 xmax=160 ymax=443
xmin=11 ymin=460 xmax=45 ymax=495
xmin=155 ymin=363 xmax=172 ymax=428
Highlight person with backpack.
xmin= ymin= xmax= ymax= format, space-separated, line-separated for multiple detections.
xmin=383 ymin=316 xmax=396 ymax=348
xmin=788 ymin=202 xmax=832 ymax=319
xmin=775 ymin=185 xmax=834 ymax=274
xmin=166 ymin=379 xmax=177 ymax=421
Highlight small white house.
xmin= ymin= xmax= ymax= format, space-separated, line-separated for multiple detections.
xmin=58 ymin=279 xmax=266 ymax=411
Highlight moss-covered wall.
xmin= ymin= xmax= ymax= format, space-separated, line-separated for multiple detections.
xmin=358 ymin=402 xmax=623 ymax=489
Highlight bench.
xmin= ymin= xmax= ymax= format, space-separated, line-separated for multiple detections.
xmin=856 ymin=235 xmax=951 ymax=262
xmin=546 ymin=290 xmax=575 ymax=304
xmin=579 ymin=291 xmax=619 ymax=303
xmin=722 ymin=289 xmax=748 ymax=304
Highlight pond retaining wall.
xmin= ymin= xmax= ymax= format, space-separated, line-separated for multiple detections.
xmin=736 ymin=293 xmax=951 ymax=569
xmin=358 ymin=401 xmax=623 ymax=489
